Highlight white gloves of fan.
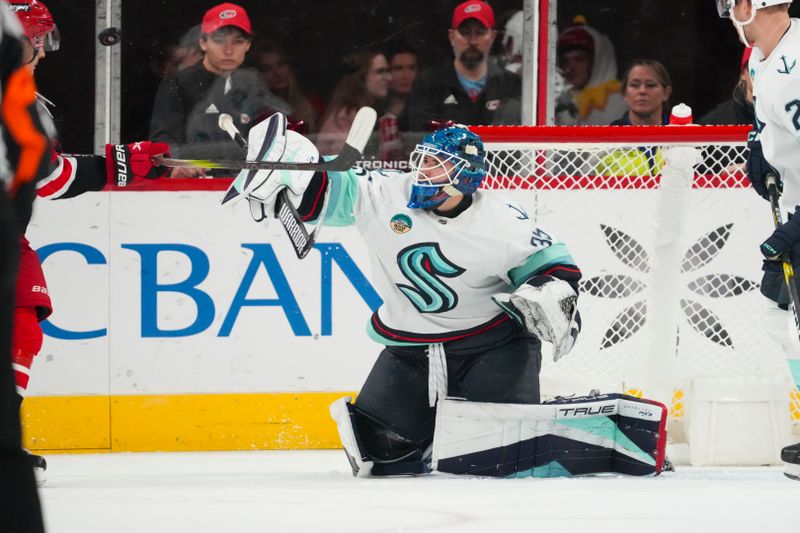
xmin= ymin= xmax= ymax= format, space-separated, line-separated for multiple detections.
xmin=494 ymin=276 xmax=580 ymax=361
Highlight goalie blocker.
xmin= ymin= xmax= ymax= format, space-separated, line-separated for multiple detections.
xmin=331 ymin=392 xmax=668 ymax=478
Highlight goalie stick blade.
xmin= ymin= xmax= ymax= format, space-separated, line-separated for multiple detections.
xmin=344 ymin=106 xmax=378 ymax=153
xmin=218 ymin=113 xmax=247 ymax=152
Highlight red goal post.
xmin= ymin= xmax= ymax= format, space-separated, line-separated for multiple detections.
xmin=469 ymin=124 xmax=800 ymax=435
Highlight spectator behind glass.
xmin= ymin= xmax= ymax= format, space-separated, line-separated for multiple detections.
xmin=599 ymin=59 xmax=673 ymax=177
xmin=149 ymin=3 xmax=283 ymax=177
xmin=555 ymin=16 xmax=625 ymax=126
xmin=162 ymin=25 xmax=203 ymax=79
xmin=317 ymin=49 xmax=390 ymax=155
xmin=611 ymin=59 xmax=673 ymax=126
xmin=386 ymin=46 xmax=419 ymax=131
xmin=699 ymin=47 xmax=755 ymax=126
xmin=501 ymin=10 xmax=523 ymax=74
xmin=407 ymin=0 xmax=521 ymax=131
xmin=254 ymin=40 xmax=320 ymax=133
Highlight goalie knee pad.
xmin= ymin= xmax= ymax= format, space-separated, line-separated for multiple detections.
xmin=330 ymin=397 xmax=431 ymax=477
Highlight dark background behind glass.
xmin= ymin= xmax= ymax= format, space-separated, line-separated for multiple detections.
xmin=32 ymin=1 xmax=800 ymax=154
xmin=34 ymin=0 xmax=95 ymax=153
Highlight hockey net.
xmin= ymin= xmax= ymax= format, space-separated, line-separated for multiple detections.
xmin=471 ymin=124 xmax=800 ymax=430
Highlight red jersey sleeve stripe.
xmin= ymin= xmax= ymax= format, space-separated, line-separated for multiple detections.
xmin=37 ymin=155 xmax=77 ymax=199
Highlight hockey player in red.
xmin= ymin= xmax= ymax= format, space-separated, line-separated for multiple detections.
xmin=7 ymin=0 xmax=169 ymax=481
xmin=0 ymin=2 xmax=50 ymax=529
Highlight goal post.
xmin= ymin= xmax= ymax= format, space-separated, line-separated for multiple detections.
xmin=471 ymin=124 xmax=800 ymax=463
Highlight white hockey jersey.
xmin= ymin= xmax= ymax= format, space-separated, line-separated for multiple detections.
xmin=751 ymin=19 xmax=800 ymax=210
xmin=322 ymin=167 xmax=579 ymax=345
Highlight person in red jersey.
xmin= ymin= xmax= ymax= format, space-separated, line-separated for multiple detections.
xmin=6 ymin=0 xmax=170 ymax=483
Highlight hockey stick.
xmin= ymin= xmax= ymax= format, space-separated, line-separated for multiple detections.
xmin=766 ymin=173 xmax=800 ymax=339
xmin=157 ymin=107 xmax=376 ymax=172
xmin=218 ymin=108 xmax=376 ymax=259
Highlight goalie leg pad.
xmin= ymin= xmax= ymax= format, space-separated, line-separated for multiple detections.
xmin=432 ymin=393 xmax=667 ymax=478
xmin=330 ymin=397 xmax=374 ymax=478
xmin=330 ymin=397 xmax=432 ymax=477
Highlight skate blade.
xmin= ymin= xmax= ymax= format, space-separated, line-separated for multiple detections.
xmin=784 ymin=461 xmax=800 ymax=481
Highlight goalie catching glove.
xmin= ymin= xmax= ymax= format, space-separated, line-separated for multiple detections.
xmin=106 ymin=141 xmax=170 ymax=187
xmin=220 ymin=111 xmax=320 ymax=220
xmin=493 ymin=275 xmax=580 ymax=361
xmin=245 ymin=129 xmax=319 ymax=210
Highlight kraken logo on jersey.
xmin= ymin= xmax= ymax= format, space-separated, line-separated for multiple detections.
xmin=396 ymin=243 xmax=465 ymax=313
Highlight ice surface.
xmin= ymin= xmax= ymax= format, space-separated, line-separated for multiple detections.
xmin=38 ymin=451 xmax=796 ymax=533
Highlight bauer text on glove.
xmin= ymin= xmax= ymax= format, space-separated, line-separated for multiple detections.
xmin=106 ymin=141 xmax=170 ymax=187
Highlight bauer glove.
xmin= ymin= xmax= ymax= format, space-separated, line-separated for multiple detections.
xmin=106 ymin=141 xmax=170 ymax=187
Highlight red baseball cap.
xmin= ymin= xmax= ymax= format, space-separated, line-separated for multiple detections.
xmin=452 ymin=1 xmax=495 ymax=29
xmin=558 ymin=27 xmax=594 ymax=56
xmin=202 ymin=3 xmax=252 ymax=35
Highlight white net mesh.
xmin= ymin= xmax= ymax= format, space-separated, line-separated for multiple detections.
xmin=476 ymin=126 xmax=800 ymax=422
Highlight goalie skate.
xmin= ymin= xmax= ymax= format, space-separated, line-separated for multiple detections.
xmin=330 ymin=397 xmax=373 ymax=478
xmin=783 ymin=442 xmax=800 ymax=481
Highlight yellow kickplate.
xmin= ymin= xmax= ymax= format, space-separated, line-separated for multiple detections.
xmin=22 ymin=392 xmax=355 ymax=453
xmin=21 ymin=395 xmax=111 ymax=451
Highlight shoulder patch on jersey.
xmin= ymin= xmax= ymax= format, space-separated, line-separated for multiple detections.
xmin=390 ymin=214 xmax=413 ymax=234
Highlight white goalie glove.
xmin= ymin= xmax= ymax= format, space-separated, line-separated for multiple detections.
xmin=220 ymin=112 xmax=319 ymax=221
xmin=493 ymin=276 xmax=580 ymax=361
xmin=246 ymin=130 xmax=319 ymax=211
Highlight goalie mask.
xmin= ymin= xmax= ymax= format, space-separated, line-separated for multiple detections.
xmin=407 ymin=126 xmax=486 ymax=209
xmin=7 ymin=0 xmax=60 ymax=53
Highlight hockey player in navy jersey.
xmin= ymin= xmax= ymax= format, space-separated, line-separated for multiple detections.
xmin=718 ymin=0 xmax=800 ymax=480
xmin=6 ymin=0 xmax=169 ymax=482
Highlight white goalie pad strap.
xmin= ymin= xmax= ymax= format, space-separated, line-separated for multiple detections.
xmin=329 ymin=396 xmax=373 ymax=478
xmin=431 ymin=394 xmax=667 ymax=478
xmin=427 ymin=342 xmax=448 ymax=407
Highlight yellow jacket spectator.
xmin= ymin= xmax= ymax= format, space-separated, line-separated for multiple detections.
xmin=599 ymin=59 xmax=672 ymax=177
xmin=597 ymin=146 xmax=664 ymax=177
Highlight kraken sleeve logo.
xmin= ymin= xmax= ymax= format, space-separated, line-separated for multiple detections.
xmin=396 ymin=243 xmax=465 ymax=313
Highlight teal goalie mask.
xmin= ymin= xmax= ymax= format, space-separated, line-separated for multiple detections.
xmin=407 ymin=126 xmax=487 ymax=209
